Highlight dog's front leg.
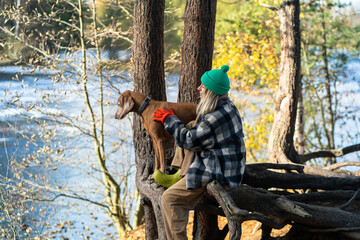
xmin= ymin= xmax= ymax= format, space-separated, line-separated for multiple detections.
xmin=152 ymin=137 xmax=167 ymax=173
xmin=152 ymin=137 xmax=161 ymax=172
xmin=157 ymin=138 xmax=167 ymax=173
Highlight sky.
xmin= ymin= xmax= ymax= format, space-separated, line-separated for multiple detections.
xmin=341 ymin=0 xmax=360 ymax=12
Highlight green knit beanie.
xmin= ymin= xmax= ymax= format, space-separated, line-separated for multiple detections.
xmin=201 ymin=65 xmax=230 ymax=95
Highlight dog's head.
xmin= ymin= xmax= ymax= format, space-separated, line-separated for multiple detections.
xmin=115 ymin=90 xmax=135 ymax=120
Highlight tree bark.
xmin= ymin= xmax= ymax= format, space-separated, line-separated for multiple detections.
xmin=193 ymin=207 xmax=221 ymax=240
xmin=133 ymin=0 xmax=166 ymax=101
xmin=294 ymin=80 xmax=305 ymax=155
xmin=296 ymin=143 xmax=360 ymax=164
xmin=133 ymin=0 xmax=167 ymax=239
xmin=177 ymin=0 xmax=218 ymax=238
xmin=231 ymin=184 xmax=360 ymax=230
xmin=177 ymin=0 xmax=217 ymax=104
xmin=320 ymin=1 xmax=336 ymax=166
xmin=268 ymin=0 xmax=301 ymax=164
xmin=244 ymin=163 xmax=360 ymax=191
xmin=202 ymin=169 xmax=360 ymax=240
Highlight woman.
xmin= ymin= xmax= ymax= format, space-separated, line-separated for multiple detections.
xmin=153 ymin=65 xmax=246 ymax=240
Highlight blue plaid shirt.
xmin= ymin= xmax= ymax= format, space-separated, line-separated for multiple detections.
xmin=164 ymin=97 xmax=246 ymax=190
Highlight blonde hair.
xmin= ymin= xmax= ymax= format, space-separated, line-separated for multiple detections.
xmin=196 ymin=87 xmax=220 ymax=117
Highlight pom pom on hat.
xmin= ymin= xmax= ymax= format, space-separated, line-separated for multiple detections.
xmin=201 ymin=65 xmax=230 ymax=95
xmin=221 ymin=65 xmax=229 ymax=73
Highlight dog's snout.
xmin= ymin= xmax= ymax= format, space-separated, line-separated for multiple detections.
xmin=115 ymin=108 xmax=121 ymax=119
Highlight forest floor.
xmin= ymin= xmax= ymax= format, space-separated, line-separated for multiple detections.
xmin=124 ymin=212 xmax=292 ymax=239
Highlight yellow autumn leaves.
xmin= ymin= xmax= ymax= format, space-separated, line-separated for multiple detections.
xmin=213 ymin=0 xmax=280 ymax=162
xmin=214 ymin=29 xmax=279 ymax=92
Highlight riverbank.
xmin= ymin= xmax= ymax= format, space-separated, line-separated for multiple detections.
xmin=0 ymin=57 xmax=17 ymax=66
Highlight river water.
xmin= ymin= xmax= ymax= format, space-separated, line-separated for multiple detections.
xmin=0 ymin=50 xmax=138 ymax=238
xmin=0 ymin=52 xmax=359 ymax=238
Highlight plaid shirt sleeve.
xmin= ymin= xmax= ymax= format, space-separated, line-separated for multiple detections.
xmin=164 ymin=115 xmax=215 ymax=152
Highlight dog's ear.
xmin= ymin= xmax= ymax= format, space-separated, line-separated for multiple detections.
xmin=115 ymin=95 xmax=134 ymax=119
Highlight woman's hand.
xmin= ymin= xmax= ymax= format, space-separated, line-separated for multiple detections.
xmin=153 ymin=107 xmax=175 ymax=124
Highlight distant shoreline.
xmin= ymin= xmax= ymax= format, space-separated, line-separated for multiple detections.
xmin=0 ymin=58 xmax=17 ymax=66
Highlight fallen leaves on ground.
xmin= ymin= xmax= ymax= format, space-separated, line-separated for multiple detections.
xmin=125 ymin=212 xmax=292 ymax=239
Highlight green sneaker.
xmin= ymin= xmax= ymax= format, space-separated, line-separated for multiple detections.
xmin=153 ymin=169 xmax=182 ymax=188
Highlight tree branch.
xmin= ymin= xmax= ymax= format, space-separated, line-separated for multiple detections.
xmin=244 ymin=164 xmax=360 ymax=191
xmin=296 ymin=144 xmax=360 ymax=163
xmin=260 ymin=3 xmax=279 ymax=13
xmin=206 ymin=181 xmax=286 ymax=230
xmin=35 ymin=193 xmax=110 ymax=211
xmin=0 ymin=26 xmax=54 ymax=60
xmin=339 ymin=188 xmax=360 ymax=210
xmin=294 ymin=223 xmax=360 ymax=233
xmin=325 ymin=161 xmax=360 ymax=171
xmin=94 ymin=30 xmax=133 ymax=44
xmin=232 ymin=184 xmax=360 ymax=229
xmin=285 ymin=189 xmax=358 ymax=203
xmin=301 ymin=0 xmax=317 ymax=8
xmin=247 ymin=163 xmax=305 ymax=173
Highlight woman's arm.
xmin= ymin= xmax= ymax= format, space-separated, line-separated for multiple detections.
xmin=164 ymin=115 xmax=215 ymax=151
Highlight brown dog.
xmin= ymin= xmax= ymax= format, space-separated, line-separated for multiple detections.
xmin=115 ymin=90 xmax=197 ymax=173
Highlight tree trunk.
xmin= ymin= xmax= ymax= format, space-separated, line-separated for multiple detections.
xmin=294 ymin=80 xmax=305 ymax=155
xmin=268 ymin=0 xmax=301 ymax=164
xmin=193 ymin=199 xmax=222 ymax=240
xmin=133 ymin=190 xmax=144 ymax=228
xmin=177 ymin=0 xmax=218 ymax=238
xmin=133 ymin=0 xmax=167 ymax=239
xmin=320 ymin=1 xmax=336 ymax=166
xmin=108 ymin=0 xmax=119 ymax=60
xmin=177 ymin=0 xmax=217 ymax=104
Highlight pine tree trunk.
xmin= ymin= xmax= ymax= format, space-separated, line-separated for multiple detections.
xmin=320 ymin=2 xmax=336 ymax=165
xmin=193 ymin=202 xmax=222 ymax=240
xmin=294 ymin=80 xmax=305 ymax=155
xmin=268 ymin=0 xmax=301 ymax=164
xmin=177 ymin=0 xmax=219 ymax=238
xmin=133 ymin=0 xmax=167 ymax=239
xmin=177 ymin=0 xmax=217 ymax=104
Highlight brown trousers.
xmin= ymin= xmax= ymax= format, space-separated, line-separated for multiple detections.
xmin=161 ymin=177 xmax=206 ymax=240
